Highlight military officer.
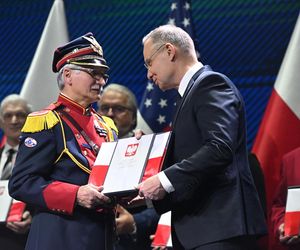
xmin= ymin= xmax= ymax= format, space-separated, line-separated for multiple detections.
xmin=9 ymin=33 xmax=118 ymax=250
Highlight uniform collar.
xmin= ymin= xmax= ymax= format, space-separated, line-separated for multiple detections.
xmin=58 ymin=93 xmax=93 ymax=115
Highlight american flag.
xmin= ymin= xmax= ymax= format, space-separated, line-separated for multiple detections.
xmin=139 ymin=0 xmax=198 ymax=133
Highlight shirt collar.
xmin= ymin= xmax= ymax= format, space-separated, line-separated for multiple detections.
xmin=3 ymin=144 xmax=18 ymax=154
xmin=178 ymin=62 xmax=203 ymax=97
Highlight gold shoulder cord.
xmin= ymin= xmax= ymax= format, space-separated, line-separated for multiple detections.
xmin=53 ymin=111 xmax=91 ymax=174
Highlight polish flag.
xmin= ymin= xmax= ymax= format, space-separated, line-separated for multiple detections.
xmin=284 ymin=187 xmax=300 ymax=236
xmin=152 ymin=211 xmax=172 ymax=248
xmin=252 ymin=13 xmax=300 ymax=249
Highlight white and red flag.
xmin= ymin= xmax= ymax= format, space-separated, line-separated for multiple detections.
xmin=252 ymin=12 xmax=300 ymax=249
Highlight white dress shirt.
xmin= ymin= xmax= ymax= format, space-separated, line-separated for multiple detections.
xmin=158 ymin=62 xmax=204 ymax=193
xmin=0 ymin=144 xmax=18 ymax=179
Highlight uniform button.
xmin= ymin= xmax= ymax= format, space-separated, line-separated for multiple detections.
xmin=83 ymin=150 xmax=87 ymax=156
xmin=75 ymin=133 xmax=81 ymax=139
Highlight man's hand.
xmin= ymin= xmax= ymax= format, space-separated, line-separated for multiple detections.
xmin=278 ymin=223 xmax=300 ymax=245
xmin=138 ymin=175 xmax=166 ymax=200
xmin=76 ymin=184 xmax=111 ymax=209
xmin=6 ymin=210 xmax=32 ymax=234
xmin=134 ymin=129 xmax=144 ymax=140
xmin=115 ymin=205 xmax=136 ymax=235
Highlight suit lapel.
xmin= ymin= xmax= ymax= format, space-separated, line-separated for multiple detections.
xmin=172 ymin=65 xmax=211 ymax=126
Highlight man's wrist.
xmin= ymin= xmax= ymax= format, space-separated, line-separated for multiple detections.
xmin=158 ymin=172 xmax=175 ymax=193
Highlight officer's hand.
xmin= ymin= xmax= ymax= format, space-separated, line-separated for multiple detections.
xmin=115 ymin=205 xmax=136 ymax=235
xmin=76 ymin=184 xmax=111 ymax=209
xmin=6 ymin=210 xmax=31 ymax=234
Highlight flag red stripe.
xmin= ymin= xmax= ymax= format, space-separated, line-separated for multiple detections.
xmin=252 ymin=89 xmax=300 ymax=210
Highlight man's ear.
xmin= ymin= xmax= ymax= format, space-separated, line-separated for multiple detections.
xmin=63 ymin=68 xmax=72 ymax=85
xmin=166 ymin=43 xmax=176 ymax=61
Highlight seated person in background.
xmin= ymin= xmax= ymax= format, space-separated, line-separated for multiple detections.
xmin=98 ymin=83 xmax=137 ymax=138
xmin=98 ymin=83 xmax=160 ymax=250
xmin=0 ymin=94 xmax=32 ymax=250
xmin=271 ymin=147 xmax=300 ymax=249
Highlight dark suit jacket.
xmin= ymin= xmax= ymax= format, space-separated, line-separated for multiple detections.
xmin=154 ymin=65 xmax=267 ymax=249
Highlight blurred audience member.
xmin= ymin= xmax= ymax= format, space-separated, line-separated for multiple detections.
xmin=0 ymin=94 xmax=32 ymax=250
xmin=271 ymin=147 xmax=300 ymax=249
xmin=98 ymin=83 xmax=137 ymax=138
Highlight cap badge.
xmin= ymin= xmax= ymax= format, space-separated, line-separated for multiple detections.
xmin=83 ymin=35 xmax=103 ymax=56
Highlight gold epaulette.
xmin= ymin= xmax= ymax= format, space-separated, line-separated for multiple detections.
xmin=21 ymin=110 xmax=59 ymax=133
xmin=102 ymin=116 xmax=119 ymax=135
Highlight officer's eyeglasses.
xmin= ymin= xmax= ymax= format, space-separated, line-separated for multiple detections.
xmin=77 ymin=67 xmax=109 ymax=83
xmin=99 ymin=105 xmax=133 ymax=115
xmin=144 ymin=43 xmax=166 ymax=70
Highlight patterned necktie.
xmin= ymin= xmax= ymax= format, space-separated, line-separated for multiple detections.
xmin=1 ymin=148 xmax=16 ymax=180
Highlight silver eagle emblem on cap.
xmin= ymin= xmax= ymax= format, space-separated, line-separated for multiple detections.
xmin=83 ymin=35 xmax=104 ymax=56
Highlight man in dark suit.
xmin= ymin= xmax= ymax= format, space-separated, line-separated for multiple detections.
xmin=0 ymin=94 xmax=32 ymax=250
xmin=137 ymin=24 xmax=267 ymax=250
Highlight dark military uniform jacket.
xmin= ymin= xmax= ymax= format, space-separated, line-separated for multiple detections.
xmin=9 ymin=94 xmax=118 ymax=250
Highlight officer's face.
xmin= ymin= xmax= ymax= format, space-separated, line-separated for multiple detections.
xmin=64 ymin=67 xmax=106 ymax=107
xmin=0 ymin=102 xmax=28 ymax=144
xmin=98 ymin=90 xmax=135 ymax=138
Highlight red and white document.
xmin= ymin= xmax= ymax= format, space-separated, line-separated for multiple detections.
xmin=89 ymin=132 xmax=171 ymax=197
xmin=284 ymin=186 xmax=300 ymax=236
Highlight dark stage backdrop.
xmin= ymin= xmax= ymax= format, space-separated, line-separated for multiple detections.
xmin=0 ymin=0 xmax=299 ymax=149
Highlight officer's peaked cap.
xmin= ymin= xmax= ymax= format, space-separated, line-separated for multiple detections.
xmin=52 ymin=32 xmax=109 ymax=73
